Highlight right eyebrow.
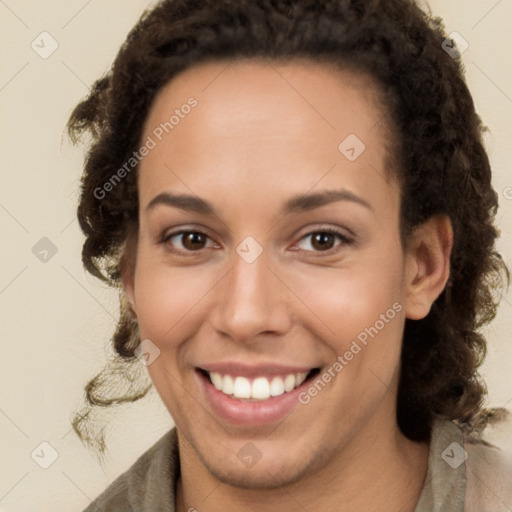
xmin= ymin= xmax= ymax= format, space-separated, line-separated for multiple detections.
xmin=146 ymin=192 xmax=215 ymax=215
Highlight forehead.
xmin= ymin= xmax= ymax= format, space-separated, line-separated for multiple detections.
xmin=137 ymin=59 xmax=397 ymax=215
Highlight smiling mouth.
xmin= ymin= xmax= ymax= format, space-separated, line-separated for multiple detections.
xmin=197 ymin=368 xmax=321 ymax=402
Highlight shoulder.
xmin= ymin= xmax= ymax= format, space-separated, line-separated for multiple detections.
xmin=82 ymin=427 xmax=179 ymax=512
xmin=415 ymin=412 xmax=512 ymax=512
xmin=463 ymin=411 xmax=512 ymax=512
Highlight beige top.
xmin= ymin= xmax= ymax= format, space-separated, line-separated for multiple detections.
xmin=82 ymin=419 xmax=512 ymax=511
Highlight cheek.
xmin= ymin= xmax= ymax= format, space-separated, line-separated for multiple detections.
xmin=132 ymin=247 xmax=226 ymax=347
xmin=297 ymin=248 xmax=404 ymax=334
xmin=295 ymin=244 xmax=406 ymax=378
xmin=132 ymin=250 xmax=196 ymax=340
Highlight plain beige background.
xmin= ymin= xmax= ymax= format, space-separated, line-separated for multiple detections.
xmin=0 ymin=1 xmax=511 ymax=510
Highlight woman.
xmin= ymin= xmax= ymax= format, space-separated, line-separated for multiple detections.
xmin=68 ymin=0 xmax=512 ymax=510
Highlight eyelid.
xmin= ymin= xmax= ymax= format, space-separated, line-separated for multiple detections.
xmin=159 ymin=223 xmax=216 ymax=241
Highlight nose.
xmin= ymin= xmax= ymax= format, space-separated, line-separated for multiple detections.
xmin=209 ymin=246 xmax=292 ymax=345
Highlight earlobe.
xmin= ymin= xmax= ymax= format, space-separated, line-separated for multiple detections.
xmin=404 ymin=215 xmax=453 ymax=320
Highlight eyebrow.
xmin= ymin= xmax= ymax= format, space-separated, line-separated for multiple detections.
xmin=146 ymin=188 xmax=373 ymax=215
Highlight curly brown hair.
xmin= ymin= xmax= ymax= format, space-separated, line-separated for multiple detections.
xmin=67 ymin=0 xmax=509 ymax=455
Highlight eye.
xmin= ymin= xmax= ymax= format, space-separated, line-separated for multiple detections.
xmin=161 ymin=230 xmax=218 ymax=254
xmin=295 ymin=228 xmax=352 ymax=253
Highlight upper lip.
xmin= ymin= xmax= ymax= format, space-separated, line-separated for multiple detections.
xmin=197 ymin=362 xmax=319 ymax=378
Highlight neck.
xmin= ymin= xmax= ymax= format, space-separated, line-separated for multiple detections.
xmin=175 ymin=414 xmax=429 ymax=512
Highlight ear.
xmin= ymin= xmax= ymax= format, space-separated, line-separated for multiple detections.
xmin=122 ymin=270 xmax=136 ymax=316
xmin=120 ymin=235 xmax=138 ymax=316
xmin=404 ymin=215 xmax=453 ymax=320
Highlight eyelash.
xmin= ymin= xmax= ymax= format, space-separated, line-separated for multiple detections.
xmin=159 ymin=226 xmax=353 ymax=256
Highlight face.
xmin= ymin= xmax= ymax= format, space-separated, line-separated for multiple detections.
xmin=126 ymin=59 xmax=415 ymax=488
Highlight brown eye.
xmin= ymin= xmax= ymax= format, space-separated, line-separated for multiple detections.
xmin=296 ymin=229 xmax=351 ymax=253
xmin=311 ymin=232 xmax=336 ymax=251
xmin=180 ymin=232 xmax=207 ymax=250
xmin=163 ymin=230 xmax=215 ymax=253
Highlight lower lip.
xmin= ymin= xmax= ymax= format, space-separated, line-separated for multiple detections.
xmin=197 ymin=370 xmax=312 ymax=426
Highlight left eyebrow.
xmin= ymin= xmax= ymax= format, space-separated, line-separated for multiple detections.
xmin=282 ymin=188 xmax=373 ymax=214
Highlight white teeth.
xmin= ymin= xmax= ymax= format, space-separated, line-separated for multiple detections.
xmin=223 ymin=375 xmax=234 ymax=395
xmin=269 ymin=376 xmax=285 ymax=397
xmin=252 ymin=377 xmax=271 ymax=400
xmin=208 ymin=371 xmax=309 ymax=401
xmin=284 ymin=374 xmax=296 ymax=392
xmin=210 ymin=372 xmax=223 ymax=390
xmin=233 ymin=376 xmax=251 ymax=399
xmin=296 ymin=372 xmax=307 ymax=386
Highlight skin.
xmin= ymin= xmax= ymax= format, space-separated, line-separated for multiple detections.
xmin=124 ymin=59 xmax=453 ymax=512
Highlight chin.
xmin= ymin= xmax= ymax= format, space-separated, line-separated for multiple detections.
xmin=203 ymin=459 xmax=311 ymax=490
xmin=191 ymin=435 xmax=326 ymax=490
